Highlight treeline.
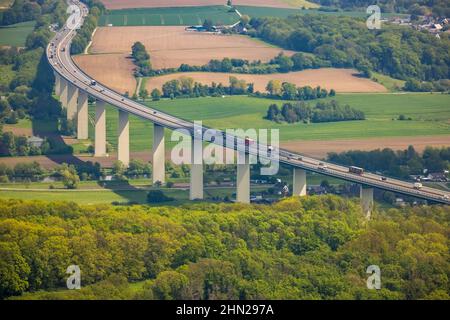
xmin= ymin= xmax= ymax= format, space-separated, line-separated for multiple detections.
xmin=246 ymin=14 xmax=450 ymax=82
xmin=151 ymin=52 xmax=329 ymax=77
xmin=179 ymin=52 xmax=328 ymax=74
xmin=70 ymin=1 xmax=104 ymax=54
xmin=266 ymin=100 xmax=365 ymax=124
xmin=1 ymin=131 xmax=49 ymax=157
xmin=0 ymin=158 xmax=157 ymax=183
xmin=1 ymin=196 xmax=448 ymax=300
xmin=157 ymin=76 xmax=253 ymax=99
xmin=404 ymin=79 xmax=450 ymax=92
xmin=311 ymin=0 xmax=450 ymax=16
xmin=328 ymin=146 xmax=450 ymax=179
xmin=265 ymin=80 xmax=335 ymax=100
xmin=1 ymin=0 xmax=57 ymax=26
xmin=131 ymin=42 xmax=152 ymax=77
xmin=0 ymin=161 xmax=100 ymax=183
xmin=154 ymin=76 xmax=334 ymax=101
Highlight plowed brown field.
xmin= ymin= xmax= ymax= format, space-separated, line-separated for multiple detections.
xmin=89 ymin=26 xmax=295 ymax=69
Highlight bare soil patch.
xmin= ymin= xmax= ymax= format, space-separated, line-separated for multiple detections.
xmin=2 ymin=125 xmax=33 ymax=136
xmin=90 ymin=26 xmax=294 ymax=69
xmin=73 ymin=53 xmax=137 ymax=94
xmin=100 ymin=0 xmax=297 ymax=10
xmin=146 ymin=69 xmax=387 ymax=93
xmin=281 ymin=135 xmax=450 ymax=159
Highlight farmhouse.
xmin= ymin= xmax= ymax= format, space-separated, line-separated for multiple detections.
xmin=185 ymin=25 xmax=222 ymax=33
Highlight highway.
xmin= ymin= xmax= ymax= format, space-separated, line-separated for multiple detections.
xmin=47 ymin=0 xmax=450 ymax=205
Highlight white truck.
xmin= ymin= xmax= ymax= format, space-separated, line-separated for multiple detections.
xmin=413 ymin=182 xmax=423 ymax=190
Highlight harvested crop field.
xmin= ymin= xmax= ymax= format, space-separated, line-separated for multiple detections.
xmin=281 ymin=135 xmax=450 ymax=159
xmin=146 ymin=69 xmax=388 ymax=93
xmin=73 ymin=53 xmax=137 ymax=94
xmin=99 ymin=1 xmax=311 ymax=10
xmin=89 ymin=26 xmax=294 ymax=69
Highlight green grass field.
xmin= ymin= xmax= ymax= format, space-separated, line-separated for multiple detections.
xmin=0 ymin=20 xmax=35 ymax=47
xmin=98 ymin=6 xmax=240 ymax=27
xmin=236 ymin=6 xmax=406 ymax=19
xmin=0 ymin=183 xmax=271 ymax=204
xmin=88 ymin=93 xmax=450 ymax=152
xmin=97 ymin=5 xmax=406 ymax=27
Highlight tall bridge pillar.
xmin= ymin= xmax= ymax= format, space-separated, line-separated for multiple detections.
xmin=94 ymin=100 xmax=106 ymax=157
xmin=54 ymin=72 xmax=61 ymax=96
xmin=293 ymin=168 xmax=307 ymax=196
xmin=190 ymin=139 xmax=203 ymax=200
xmin=66 ymin=83 xmax=78 ymax=120
xmin=59 ymin=77 xmax=68 ymax=109
xmin=118 ymin=110 xmax=130 ymax=167
xmin=236 ymin=152 xmax=250 ymax=204
xmin=152 ymin=124 xmax=165 ymax=184
xmin=77 ymin=91 xmax=89 ymax=140
xmin=360 ymin=186 xmax=374 ymax=220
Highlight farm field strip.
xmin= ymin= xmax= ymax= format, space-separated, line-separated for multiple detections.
xmin=86 ymin=26 xmax=295 ymax=70
xmin=98 ymin=0 xmax=317 ymax=10
xmin=145 ymin=69 xmax=388 ymax=93
xmin=98 ymin=5 xmax=240 ymax=26
xmin=0 ymin=20 xmax=35 ymax=47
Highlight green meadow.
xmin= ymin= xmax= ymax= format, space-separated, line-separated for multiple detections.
xmin=87 ymin=93 xmax=450 ymax=152
xmin=96 ymin=4 xmax=405 ymax=28
xmin=98 ymin=6 xmax=240 ymax=27
xmin=0 ymin=20 xmax=35 ymax=47
xmin=235 ymin=6 xmax=406 ymax=19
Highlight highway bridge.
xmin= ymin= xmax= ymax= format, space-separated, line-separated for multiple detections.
xmin=47 ymin=0 xmax=450 ymax=217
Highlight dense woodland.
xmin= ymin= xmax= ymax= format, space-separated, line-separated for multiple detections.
xmin=328 ymin=146 xmax=450 ymax=179
xmin=247 ymin=14 xmax=450 ymax=83
xmin=0 ymin=197 xmax=448 ymax=300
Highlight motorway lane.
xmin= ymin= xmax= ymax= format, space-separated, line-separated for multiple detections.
xmin=47 ymin=1 xmax=450 ymax=205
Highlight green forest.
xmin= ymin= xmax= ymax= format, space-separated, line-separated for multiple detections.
xmin=0 ymin=196 xmax=449 ymax=300
xmin=247 ymin=14 xmax=449 ymax=83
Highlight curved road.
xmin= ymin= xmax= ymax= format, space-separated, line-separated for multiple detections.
xmin=47 ymin=0 xmax=450 ymax=205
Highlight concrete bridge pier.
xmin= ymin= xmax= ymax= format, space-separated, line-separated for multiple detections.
xmin=94 ymin=100 xmax=106 ymax=157
xmin=59 ymin=77 xmax=68 ymax=109
xmin=236 ymin=151 xmax=250 ymax=204
xmin=360 ymin=186 xmax=374 ymax=219
xmin=54 ymin=72 xmax=61 ymax=96
xmin=117 ymin=110 xmax=130 ymax=167
xmin=293 ymin=168 xmax=307 ymax=196
xmin=77 ymin=91 xmax=89 ymax=140
xmin=66 ymin=83 xmax=78 ymax=120
xmin=189 ymin=139 xmax=203 ymax=200
xmin=152 ymin=124 xmax=165 ymax=184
